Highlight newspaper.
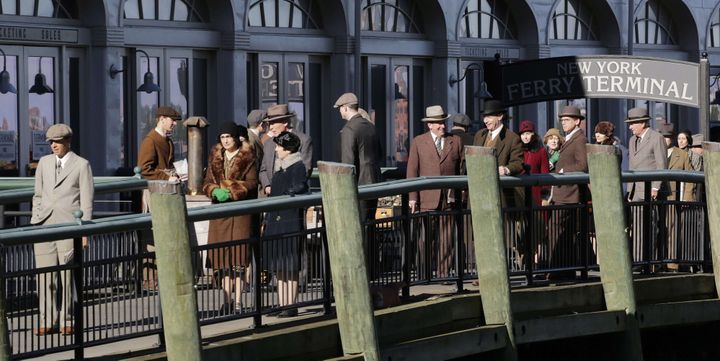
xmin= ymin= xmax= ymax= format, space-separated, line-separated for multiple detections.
xmin=173 ymin=159 xmax=189 ymax=181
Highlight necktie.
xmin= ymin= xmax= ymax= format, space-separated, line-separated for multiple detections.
xmin=56 ymin=159 xmax=62 ymax=175
xmin=435 ymin=136 xmax=442 ymax=155
xmin=635 ymin=137 xmax=640 ymax=151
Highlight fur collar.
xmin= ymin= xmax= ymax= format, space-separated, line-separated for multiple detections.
xmin=277 ymin=152 xmax=302 ymax=171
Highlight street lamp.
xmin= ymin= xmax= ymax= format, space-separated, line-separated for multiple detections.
xmin=108 ymin=50 xmax=161 ymax=93
xmin=0 ymin=48 xmax=17 ymax=94
xmin=29 ymin=57 xmax=54 ymax=95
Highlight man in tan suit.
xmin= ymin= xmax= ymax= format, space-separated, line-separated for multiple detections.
xmin=31 ymin=124 xmax=94 ymax=336
xmin=547 ymin=106 xmax=588 ymax=277
xmin=407 ymin=105 xmax=463 ymax=280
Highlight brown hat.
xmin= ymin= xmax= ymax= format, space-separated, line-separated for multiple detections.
xmin=543 ymin=128 xmax=565 ymax=145
xmin=247 ymin=109 xmax=266 ymax=127
xmin=558 ymin=105 xmax=584 ymax=120
xmin=421 ymin=105 xmax=450 ymax=122
xmin=594 ymin=121 xmax=615 ymax=137
xmin=46 ymin=124 xmax=72 ymax=141
xmin=450 ymin=113 xmax=471 ymax=126
xmin=333 ymin=92 xmax=358 ymax=108
xmin=624 ymin=107 xmax=651 ymax=123
xmin=263 ymin=104 xmax=294 ymax=123
xmin=156 ymin=106 xmax=181 ymax=120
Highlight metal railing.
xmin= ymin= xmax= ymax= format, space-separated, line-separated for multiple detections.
xmin=0 ymin=170 xmax=708 ymax=359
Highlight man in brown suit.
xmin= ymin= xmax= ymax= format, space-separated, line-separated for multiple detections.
xmin=407 ymin=105 xmax=463 ymax=280
xmin=547 ymin=105 xmax=588 ymax=277
xmin=137 ymin=106 xmax=181 ymax=290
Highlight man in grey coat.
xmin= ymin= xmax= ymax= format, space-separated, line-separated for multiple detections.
xmin=31 ymin=124 xmax=94 ymax=336
xmin=259 ymin=104 xmax=312 ymax=196
xmin=626 ymin=107 xmax=668 ymax=268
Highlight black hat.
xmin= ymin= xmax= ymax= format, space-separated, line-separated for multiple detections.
xmin=217 ymin=121 xmax=239 ymax=143
xmin=482 ymin=100 xmax=507 ymax=116
xmin=273 ymin=131 xmax=301 ymax=153
xmin=237 ymin=124 xmax=249 ymax=142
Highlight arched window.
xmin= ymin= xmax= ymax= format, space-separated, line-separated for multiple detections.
xmin=458 ymin=0 xmax=516 ymax=40
xmin=361 ymin=0 xmax=422 ymax=33
xmin=708 ymin=6 xmax=720 ymax=48
xmin=247 ymin=0 xmax=321 ymax=29
xmin=550 ymin=0 xmax=596 ymax=41
xmin=634 ymin=0 xmax=675 ymax=45
xmin=0 ymin=0 xmax=76 ymax=18
xmin=124 ymin=0 xmax=208 ymax=22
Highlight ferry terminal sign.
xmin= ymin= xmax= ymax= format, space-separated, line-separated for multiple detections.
xmin=500 ymin=56 xmax=700 ymax=108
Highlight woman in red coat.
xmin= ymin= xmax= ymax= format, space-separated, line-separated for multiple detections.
xmin=519 ymin=120 xmax=549 ymax=206
xmin=203 ymin=122 xmax=258 ymax=315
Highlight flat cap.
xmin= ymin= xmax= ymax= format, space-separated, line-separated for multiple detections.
xmin=46 ymin=124 xmax=73 ymax=141
xmin=450 ymin=113 xmax=471 ymax=126
xmin=247 ymin=109 xmax=266 ymax=127
xmin=333 ymin=92 xmax=358 ymax=108
xmin=156 ymin=106 xmax=182 ymax=120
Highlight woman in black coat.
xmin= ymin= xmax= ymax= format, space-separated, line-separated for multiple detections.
xmin=263 ymin=131 xmax=308 ymax=317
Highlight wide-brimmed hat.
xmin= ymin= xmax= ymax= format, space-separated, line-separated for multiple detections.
xmin=263 ymin=104 xmax=294 ymax=123
xmin=543 ymin=128 xmax=565 ymax=145
xmin=450 ymin=113 xmax=471 ymax=126
xmin=247 ymin=109 xmax=266 ymax=127
xmin=624 ymin=107 xmax=651 ymax=123
xmin=421 ymin=105 xmax=450 ymax=122
xmin=519 ymin=120 xmax=535 ymax=133
xmin=46 ymin=124 xmax=72 ymax=141
xmin=482 ymin=100 xmax=507 ymax=116
xmin=156 ymin=106 xmax=182 ymax=120
xmin=273 ymin=131 xmax=301 ymax=153
xmin=333 ymin=92 xmax=358 ymax=108
xmin=558 ymin=105 xmax=584 ymax=120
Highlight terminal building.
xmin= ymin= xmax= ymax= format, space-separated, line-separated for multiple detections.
xmin=0 ymin=0 xmax=718 ymax=176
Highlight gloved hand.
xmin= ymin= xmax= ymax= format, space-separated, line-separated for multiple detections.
xmin=212 ymin=188 xmax=231 ymax=202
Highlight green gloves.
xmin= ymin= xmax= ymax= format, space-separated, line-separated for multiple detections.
xmin=212 ymin=188 xmax=231 ymax=202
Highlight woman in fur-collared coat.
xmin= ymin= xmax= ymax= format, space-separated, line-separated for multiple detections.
xmin=202 ymin=122 xmax=258 ymax=314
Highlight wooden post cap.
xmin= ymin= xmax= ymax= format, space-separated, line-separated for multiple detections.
xmin=702 ymin=141 xmax=720 ymax=152
xmin=147 ymin=180 xmax=182 ymax=194
xmin=586 ymin=144 xmax=621 ymax=155
xmin=465 ymin=146 xmax=497 ymax=157
xmin=318 ymin=161 xmax=355 ymax=175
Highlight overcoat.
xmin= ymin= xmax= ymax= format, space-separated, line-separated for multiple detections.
xmin=202 ymin=142 xmax=258 ymax=270
xmin=138 ymin=130 xmax=174 ymax=180
xmin=259 ymin=131 xmax=312 ymax=189
xmin=341 ymin=113 xmax=381 ymax=185
xmin=473 ymin=126 xmax=524 ymax=175
xmin=552 ymin=130 xmax=588 ymax=204
xmin=628 ymin=128 xmax=668 ymax=201
xmin=406 ymin=132 xmax=462 ymax=210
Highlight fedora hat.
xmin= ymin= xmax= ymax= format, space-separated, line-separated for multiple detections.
xmin=624 ymin=107 xmax=651 ymax=123
xmin=482 ymin=100 xmax=507 ymax=116
xmin=558 ymin=105 xmax=584 ymax=120
xmin=421 ymin=105 xmax=450 ymax=122
xmin=263 ymin=104 xmax=294 ymax=123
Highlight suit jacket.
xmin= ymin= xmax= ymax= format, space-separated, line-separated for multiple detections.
xmin=406 ymin=132 xmax=462 ymax=210
xmin=451 ymin=127 xmax=474 ymax=175
xmin=628 ymin=128 xmax=667 ymax=201
xmin=259 ymin=130 xmax=312 ymax=189
xmin=248 ymin=129 xmax=264 ymax=170
xmin=138 ymin=130 xmax=174 ymax=180
xmin=666 ymin=146 xmax=694 ymax=201
xmin=473 ymin=126 xmax=524 ymax=175
xmin=341 ymin=114 xmax=381 ymax=185
xmin=31 ymin=151 xmax=94 ymax=225
xmin=552 ymin=129 xmax=588 ymax=204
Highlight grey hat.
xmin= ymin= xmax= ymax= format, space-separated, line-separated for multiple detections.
xmin=624 ymin=107 xmax=651 ymax=123
xmin=333 ymin=92 xmax=358 ymax=108
xmin=247 ymin=109 xmax=265 ymax=127
xmin=558 ymin=105 xmax=585 ymax=120
xmin=263 ymin=104 xmax=294 ymax=123
xmin=690 ymin=134 xmax=704 ymax=147
xmin=450 ymin=113 xmax=471 ymax=126
xmin=46 ymin=124 xmax=72 ymax=141
xmin=421 ymin=105 xmax=450 ymax=122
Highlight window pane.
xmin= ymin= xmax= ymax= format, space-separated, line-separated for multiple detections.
xmin=370 ymin=65 xmax=387 ymax=165
xmin=278 ymin=0 xmax=291 ymax=27
xmin=170 ymin=58 xmax=188 ymax=161
xmin=158 ymin=0 xmax=172 ymax=20
xmin=393 ymin=66 xmax=409 ymax=163
xmin=38 ymin=0 xmax=55 ymax=17
xmin=141 ymin=0 xmax=156 ymax=20
xmin=261 ymin=62 xmax=278 ymax=110
xmin=20 ymin=1 xmax=34 ymax=15
xmin=174 ymin=1 xmax=189 ymax=21
xmin=0 ymin=55 xmax=18 ymax=170
xmin=264 ymin=0 xmax=277 ymax=27
xmin=28 ymin=57 xmax=55 ymax=162
xmin=124 ymin=0 xmax=140 ymax=19
xmin=1 ymin=0 xmax=16 ymax=14
xmin=287 ymin=62 xmax=304 ymax=132
xmin=137 ymin=56 xmax=160 ymax=152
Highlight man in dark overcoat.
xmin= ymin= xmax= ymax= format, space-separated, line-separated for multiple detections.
xmin=547 ymin=105 xmax=588 ymax=276
xmin=407 ymin=105 xmax=463 ymax=280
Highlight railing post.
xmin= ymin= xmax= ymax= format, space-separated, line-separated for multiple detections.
xmin=702 ymin=142 xmax=720 ymax=293
xmin=523 ymin=186 xmax=533 ymax=284
xmin=464 ymin=146 xmax=517 ymax=361
xmin=148 ymin=181 xmax=202 ymax=361
xmin=318 ymin=162 xmax=380 ymax=361
xmin=454 ymin=188 xmax=464 ymax=292
xmin=579 ymin=187 xmax=590 ymax=280
xmin=401 ymin=193 xmax=410 ymax=298
xmin=586 ymin=144 xmax=644 ymax=361
xmin=0 ymin=249 xmax=10 ymax=361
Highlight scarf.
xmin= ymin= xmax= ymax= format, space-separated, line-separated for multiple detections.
xmin=275 ymin=152 xmax=302 ymax=172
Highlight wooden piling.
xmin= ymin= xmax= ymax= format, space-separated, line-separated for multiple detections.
xmin=586 ymin=144 xmax=643 ymax=361
xmin=318 ymin=161 xmax=380 ymax=361
xmin=464 ymin=146 xmax=517 ymax=361
xmin=702 ymin=142 xmax=720 ymax=294
xmin=148 ymin=181 xmax=202 ymax=361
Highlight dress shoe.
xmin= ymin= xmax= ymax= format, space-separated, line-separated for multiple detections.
xmin=60 ymin=326 xmax=74 ymax=335
xmin=277 ymin=309 xmax=298 ymax=318
xmin=34 ymin=327 xmax=54 ymax=336
xmin=471 ymin=280 xmax=479 ymax=287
